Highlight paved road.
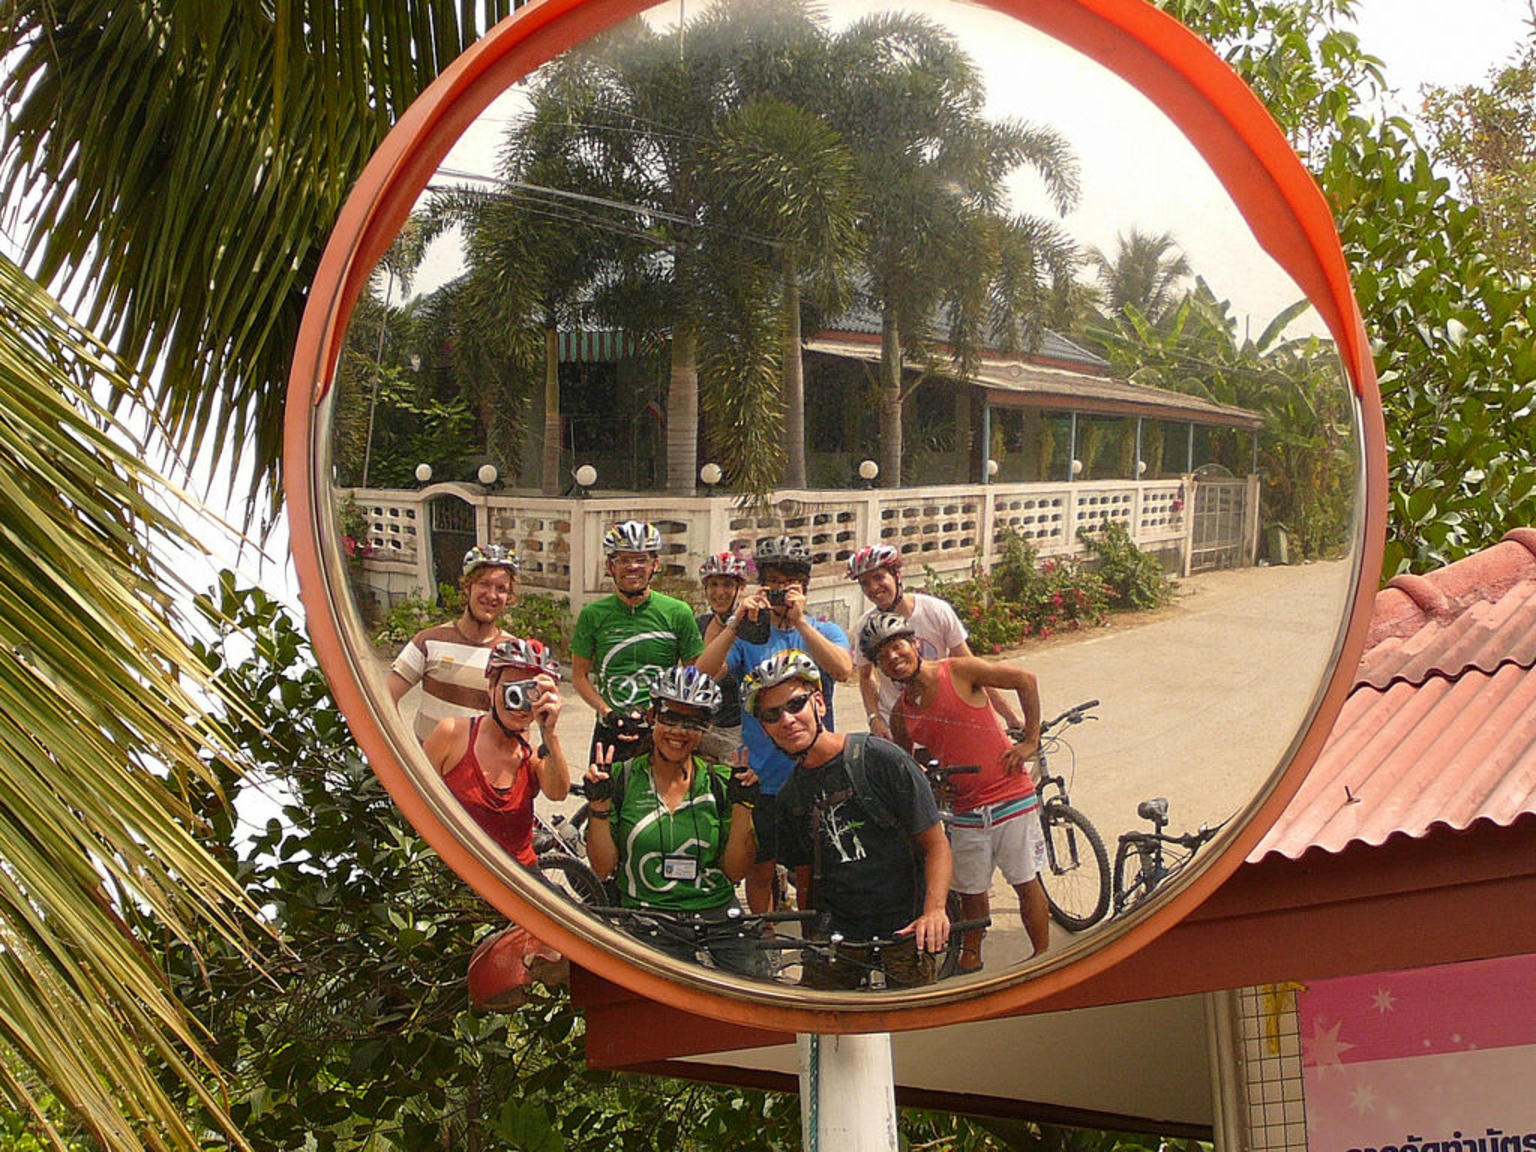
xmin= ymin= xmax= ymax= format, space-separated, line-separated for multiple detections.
xmin=389 ymin=556 xmax=1358 ymax=975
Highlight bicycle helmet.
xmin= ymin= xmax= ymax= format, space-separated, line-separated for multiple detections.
xmin=485 ymin=637 xmax=561 ymax=680
xmin=741 ymin=649 xmax=823 ymax=718
xmin=463 ymin=543 xmax=519 ymax=578
xmin=857 ymin=612 xmax=916 ymax=661
xmin=753 ymin=535 xmax=812 ymax=576
xmin=845 ymin=543 xmax=901 ymax=581
xmin=698 ymin=551 xmax=751 ymax=581
xmin=602 ymin=520 xmax=663 ymax=556
xmin=650 ymin=665 xmax=723 ymax=715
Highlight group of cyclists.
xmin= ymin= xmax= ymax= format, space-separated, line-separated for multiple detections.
xmin=388 ymin=521 xmax=1050 ymax=989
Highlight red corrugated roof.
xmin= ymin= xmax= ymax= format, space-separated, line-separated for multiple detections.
xmin=1254 ymin=528 xmax=1536 ymax=861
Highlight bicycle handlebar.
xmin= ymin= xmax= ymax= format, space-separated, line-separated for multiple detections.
xmin=751 ymin=917 xmax=994 ymax=952
xmin=1042 ymin=699 xmax=1100 ymax=732
xmin=923 ymin=762 xmax=982 ymax=781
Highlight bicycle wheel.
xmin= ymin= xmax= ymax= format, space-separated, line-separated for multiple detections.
xmin=1038 ymin=803 xmax=1110 ymax=931
xmin=1112 ymin=837 xmax=1158 ymax=917
xmin=537 ymin=853 xmax=607 ymax=905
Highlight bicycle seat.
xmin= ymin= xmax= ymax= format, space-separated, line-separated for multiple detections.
xmin=1137 ymin=797 xmax=1170 ymax=826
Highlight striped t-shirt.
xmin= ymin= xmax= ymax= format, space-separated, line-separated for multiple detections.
xmin=392 ymin=623 xmax=507 ymax=743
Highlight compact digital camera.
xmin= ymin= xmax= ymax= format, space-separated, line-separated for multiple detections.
xmin=501 ymin=680 xmax=540 ymax=712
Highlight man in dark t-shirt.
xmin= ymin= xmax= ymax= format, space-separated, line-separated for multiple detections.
xmin=742 ymin=649 xmax=951 ymax=989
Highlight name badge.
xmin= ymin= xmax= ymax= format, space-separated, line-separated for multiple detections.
xmin=662 ymin=855 xmax=699 ymax=882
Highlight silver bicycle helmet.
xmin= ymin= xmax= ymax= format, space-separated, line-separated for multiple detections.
xmin=857 ymin=611 xmax=916 ymax=661
xmin=753 ymin=535 xmax=812 ymax=575
xmin=845 ymin=543 xmax=901 ymax=581
xmin=485 ymin=637 xmax=561 ymax=680
xmin=650 ymin=665 xmax=724 ymax=715
xmin=602 ymin=520 xmax=663 ymax=556
xmin=741 ymin=649 xmax=823 ymax=718
xmin=698 ymin=551 xmax=751 ymax=581
xmin=463 ymin=543 xmax=519 ymax=578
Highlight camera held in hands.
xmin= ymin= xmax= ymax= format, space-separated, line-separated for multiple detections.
xmin=765 ymin=588 xmax=788 ymax=606
xmin=501 ymin=680 xmax=541 ymax=713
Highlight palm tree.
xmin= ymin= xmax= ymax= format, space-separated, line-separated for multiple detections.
xmin=826 ymin=13 xmax=1081 ymax=485
xmin=0 ymin=5 xmax=515 ymax=1147
xmin=1087 ymin=228 xmax=1194 ymax=325
xmin=0 ymin=257 xmax=264 ymax=1152
xmin=702 ymin=97 xmax=862 ymax=488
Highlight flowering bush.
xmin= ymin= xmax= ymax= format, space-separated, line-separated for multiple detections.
xmin=925 ymin=531 xmax=1110 ymax=651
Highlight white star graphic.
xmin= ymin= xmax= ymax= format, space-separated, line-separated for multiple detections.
xmin=1304 ymin=1019 xmax=1356 ymax=1070
xmin=1372 ymin=987 xmax=1396 ymax=1014
xmin=1350 ymin=1082 xmax=1380 ymax=1115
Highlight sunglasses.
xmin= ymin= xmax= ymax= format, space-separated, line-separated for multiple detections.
xmin=756 ymin=691 xmax=815 ymax=725
xmin=654 ymin=709 xmax=709 ymax=732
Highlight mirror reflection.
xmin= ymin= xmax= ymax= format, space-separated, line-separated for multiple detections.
xmin=322 ymin=0 xmax=1364 ymax=994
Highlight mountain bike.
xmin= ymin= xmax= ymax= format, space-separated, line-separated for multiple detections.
xmin=1013 ymin=700 xmax=1110 ymax=931
xmin=1111 ymin=797 xmax=1225 ymax=917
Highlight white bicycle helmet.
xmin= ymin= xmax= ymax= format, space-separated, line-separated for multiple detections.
xmin=602 ymin=520 xmax=663 ymax=556
xmin=753 ymin=535 xmax=812 ymax=576
xmin=741 ymin=649 xmax=823 ymax=717
xmin=463 ymin=543 xmax=519 ymax=577
xmin=485 ymin=637 xmax=561 ymax=680
xmin=845 ymin=543 xmax=901 ymax=581
xmin=698 ymin=551 xmax=751 ymax=581
xmin=857 ymin=612 xmax=916 ymax=661
xmin=650 ymin=665 xmax=724 ymax=715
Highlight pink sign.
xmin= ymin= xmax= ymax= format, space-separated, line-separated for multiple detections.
xmin=1299 ymin=954 xmax=1536 ymax=1152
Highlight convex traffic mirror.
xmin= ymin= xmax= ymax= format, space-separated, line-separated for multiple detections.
xmin=287 ymin=0 xmax=1385 ymax=1032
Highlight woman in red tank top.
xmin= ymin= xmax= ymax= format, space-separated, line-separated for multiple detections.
xmin=423 ymin=637 xmax=571 ymax=868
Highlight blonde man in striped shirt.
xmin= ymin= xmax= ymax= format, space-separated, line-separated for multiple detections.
xmin=389 ymin=544 xmax=519 ymax=743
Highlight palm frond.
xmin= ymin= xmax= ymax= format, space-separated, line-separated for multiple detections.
xmin=0 ymin=254 xmax=265 ymax=1152
xmin=0 ymin=0 xmax=518 ymax=526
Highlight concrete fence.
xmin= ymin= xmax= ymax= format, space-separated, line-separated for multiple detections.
xmin=341 ymin=474 xmax=1258 ymax=628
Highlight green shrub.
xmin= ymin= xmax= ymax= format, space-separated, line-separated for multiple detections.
xmin=1081 ymin=520 xmax=1174 ymax=610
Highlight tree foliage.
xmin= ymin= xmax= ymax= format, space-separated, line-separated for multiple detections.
xmin=0 ymin=257 xmax=263 ymax=1152
xmin=1162 ymin=0 xmax=1536 ymax=575
xmin=1422 ymin=26 xmax=1536 ymax=277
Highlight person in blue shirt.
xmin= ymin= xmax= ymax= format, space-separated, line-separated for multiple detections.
xmin=696 ymin=535 xmax=851 ymax=913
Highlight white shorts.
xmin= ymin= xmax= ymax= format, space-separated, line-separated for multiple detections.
xmin=950 ymin=803 xmax=1046 ymax=894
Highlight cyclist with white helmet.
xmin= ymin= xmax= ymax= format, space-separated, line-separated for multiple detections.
xmin=583 ymin=665 xmax=765 ymax=976
xmin=862 ymin=613 xmax=1047 ymax=968
xmin=694 ymin=552 xmax=752 ymax=763
xmin=742 ymin=650 xmax=951 ymax=989
xmin=696 ymin=536 xmax=852 ymax=915
xmin=389 ymin=543 xmax=520 ymax=744
xmin=422 ymin=637 xmax=570 ymax=869
xmin=846 ymin=543 xmax=1025 ymax=740
xmin=571 ymin=520 xmax=704 ymax=761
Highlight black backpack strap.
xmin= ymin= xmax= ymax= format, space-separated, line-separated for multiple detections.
xmin=843 ymin=733 xmax=898 ymax=831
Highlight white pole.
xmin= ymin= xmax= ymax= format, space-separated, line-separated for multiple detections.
xmin=797 ymin=1033 xmax=899 ymax=1152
